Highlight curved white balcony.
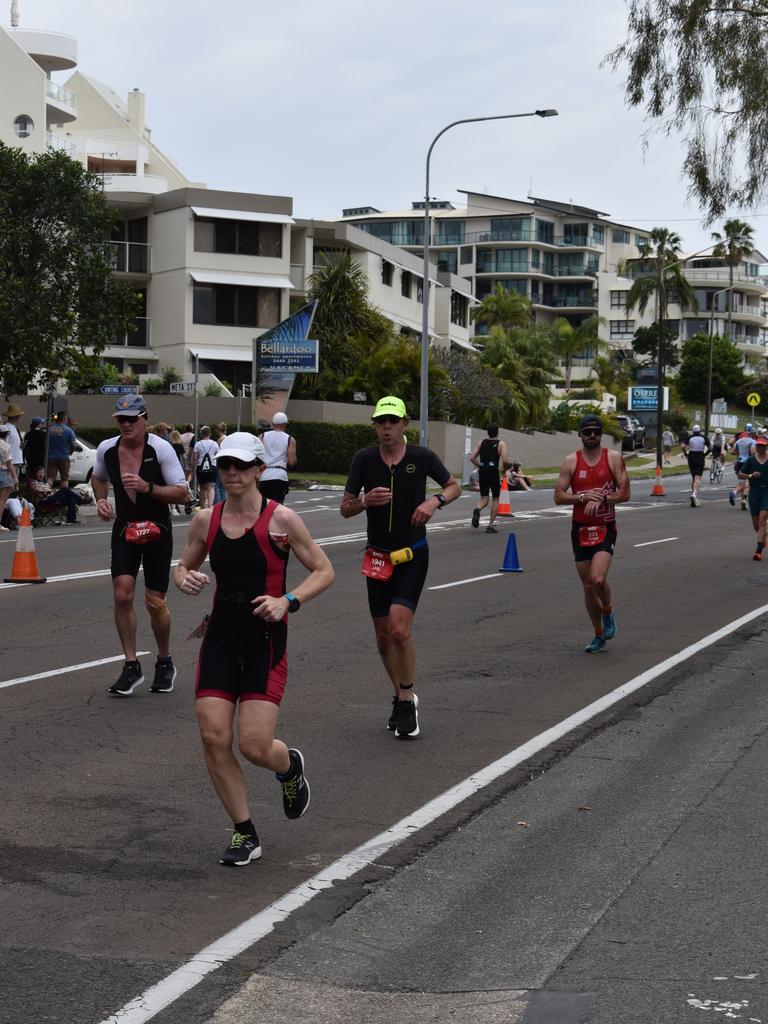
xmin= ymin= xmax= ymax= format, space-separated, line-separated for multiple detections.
xmin=101 ymin=173 xmax=168 ymax=205
xmin=46 ymin=80 xmax=77 ymax=124
xmin=10 ymin=29 xmax=77 ymax=72
xmin=684 ymin=267 xmax=768 ymax=293
xmin=45 ymin=132 xmax=75 ymax=154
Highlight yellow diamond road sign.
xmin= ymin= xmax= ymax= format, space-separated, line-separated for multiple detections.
xmin=747 ymin=392 xmax=762 ymax=407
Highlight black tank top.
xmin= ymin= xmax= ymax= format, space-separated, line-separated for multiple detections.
xmin=479 ymin=438 xmax=501 ymax=469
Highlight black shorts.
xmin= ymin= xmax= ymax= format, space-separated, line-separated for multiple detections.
xmin=196 ymin=468 xmax=216 ymax=485
xmin=195 ymin=610 xmax=288 ymax=706
xmin=259 ymin=479 xmax=289 ymax=504
xmin=366 ymin=546 xmax=429 ymax=618
xmin=571 ymin=523 xmax=617 ymax=562
xmin=110 ymin=520 xmax=173 ymax=592
xmin=687 ymin=452 xmax=705 ymax=477
xmin=735 ymin=460 xmax=744 ymax=476
xmin=478 ymin=468 xmax=501 ymax=498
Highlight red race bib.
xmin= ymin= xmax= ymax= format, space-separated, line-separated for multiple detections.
xmin=124 ymin=520 xmax=162 ymax=545
xmin=578 ymin=525 xmax=607 ymax=547
xmin=361 ymin=547 xmax=393 ymax=580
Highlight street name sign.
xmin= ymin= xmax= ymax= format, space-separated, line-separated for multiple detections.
xmin=100 ymin=385 xmax=138 ymax=395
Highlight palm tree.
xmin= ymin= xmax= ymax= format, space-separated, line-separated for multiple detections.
xmin=549 ymin=314 xmax=608 ymax=391
xmin=624 ymin=227 xmax=697 ymax=326
xmin=471 ymin=283 xmax=531 ymax=333
xmin=711 ymin=218 xmax=755 ymax=339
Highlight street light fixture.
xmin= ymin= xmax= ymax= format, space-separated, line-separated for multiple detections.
xmin=705 ymin=285 xmax=737 ymax=436
xmin=418 ymin=109 xmax=559 ymax=446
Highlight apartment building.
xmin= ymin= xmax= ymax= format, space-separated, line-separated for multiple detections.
xmin=600 ymin=252 xmax=768 ymax=368
xmin=289 ymin=219 xmax=474 ymax=351
xmin=1 ymin=18 xmax=294 ymax=393
xmin=341 ymin=191 xmax=648 ymax=353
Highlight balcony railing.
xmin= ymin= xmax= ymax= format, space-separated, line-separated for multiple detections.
xmin=45 ymin=131 xmax=75 ymax=153
xmin=535 ymin=296 xmax=596 ymax=308
xmin=46 ymin=79 xmax=76 ymax=111
xmin=112 ymin=317 xmax=151 ymax=348
xmin=111 ymin=240 xmax=151 ymax=274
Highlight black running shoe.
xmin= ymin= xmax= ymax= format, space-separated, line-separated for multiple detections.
xmin=150 ymin=658 xmax=177 ymax=693
xmin=279 ymin=749 xmax=310 ymax=819
xmin=219 ymin=830 xmax=262 ymax=867
xmin=108 ymin=661 xmax=144 ymax=697
xmin=395 ymin=694 xmax=420 ymax=739
xmin=471 ymin=508 xmax=480 ymax=528
xmin=387 ymin=696 xmax=399 ymax=731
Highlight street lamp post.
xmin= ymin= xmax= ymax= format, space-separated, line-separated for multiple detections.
xmin=705 ymin=285 xmax=737 ymax=436
xmin=419 ymin=109 xmax=558 ymax=447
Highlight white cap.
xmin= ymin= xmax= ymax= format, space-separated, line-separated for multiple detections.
xmin=272 ymin=411 xmax=288 ymax=425
xmin=213 ymin=431 xmax=265 ymax=464
xmin=715 ymin=427 xmax=723 ymax=433
xmin=693 ymin=424 xmax=701 ymax=432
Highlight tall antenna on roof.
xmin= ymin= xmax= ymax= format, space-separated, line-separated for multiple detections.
xmin=11 ymin=1 xmax=20 ymax=27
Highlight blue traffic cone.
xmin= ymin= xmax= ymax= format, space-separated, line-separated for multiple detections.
xmin=499 ymin=532 xmax=523 ymax=572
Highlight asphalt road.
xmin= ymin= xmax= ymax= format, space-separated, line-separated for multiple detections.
xmin=1 ymin=472 xmax=766 ymax=1024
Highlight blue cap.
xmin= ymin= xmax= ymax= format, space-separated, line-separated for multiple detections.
xmin=112 ymin=394 xmax=147 ymax=418
xmin=30 ymin=416 xmax=44 ymax=427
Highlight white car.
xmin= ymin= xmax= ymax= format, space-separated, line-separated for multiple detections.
xmin=68 ymin=436 xmax=97 ymax=483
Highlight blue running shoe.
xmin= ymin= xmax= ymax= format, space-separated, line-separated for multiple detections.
xmin=602 ymin=612 xmax=616 ymax=640
xmin=584 ymin=635 xmax=607 ymax=654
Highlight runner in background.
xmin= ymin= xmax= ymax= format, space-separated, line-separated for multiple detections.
xmin=469 ymin=423 xmax=509 ymax=533
xmin=730 ymin=423 xmax=756 ymax=511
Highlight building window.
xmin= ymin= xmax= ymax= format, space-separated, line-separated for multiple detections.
xmin=542 ymin=252 xmax=554 ymax=275
xmin=361 ymin=220 xmax=423 ymax=246
xmin=401 ymin=271 xmax=412 ymax=299
xmin=536 ymin=220 xmax=554 ymax=244
xmin=381 ymin=260 xmax=393 ymax=286
xmin=437 ymin=221 xmax=465 ymax=245
xmin=635 ymin=234 xmax=647 ymax=248
xmin=460 ymin=246 xmax=473 ymax=264
xmin=612 ymin=229 xmax=630 ymax=245
xmin=416 ymin=278 xmax=424 ymax=304
xmin=193 ymin=284 xmax=280 ymax=328
xmin=496 ymin=249 xmax=528 ymax=273
xmin=530 ymin=248 xmax=540 ymax=269
xmin=592 ymin=224 xmax=605 ymax=244
xmin=490 ymin=216 xmax=531 ymax=241
xmin=563 ymin=223 xmax=589 ymax=246
xmin=496 ymin=279 xmax=528 ymax=295
xmin=13 ymin=114 xmax=34 ymax=138
xmin=450 ymin=292 xmax=468 ymax=327
xmin=610 ymin=319 xmax=635 ymax=338
xmin=437 ymin=251 xmax=458 ymax=273
xmin=193 ymin=216 xmax=282 ymax=257
xmin=610 ymin=290 xmax=627 ymax=309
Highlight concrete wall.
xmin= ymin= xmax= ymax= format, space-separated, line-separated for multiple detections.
xmin=6 ymin=396 xmax=617 ymax=475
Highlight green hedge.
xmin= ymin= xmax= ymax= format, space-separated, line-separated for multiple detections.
xmin=77 ymin=422 xmax=418 ymax=476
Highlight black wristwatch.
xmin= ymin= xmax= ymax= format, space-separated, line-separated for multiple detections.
xmin=435 ymin=493 xmax=446 ymax=509
xmin=146 ymin=481 xmax=154 ymax=496
xmin=284 ymin=592 xmax=301 ymax=613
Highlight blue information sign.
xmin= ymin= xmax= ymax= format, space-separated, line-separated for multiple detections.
xmin=258 ymin=339 xmax=319 ymax=374
xmin=100 ymin=385 xmax=139 ymax=395
xmin=628 ymin=386 xmax=668 ymax=411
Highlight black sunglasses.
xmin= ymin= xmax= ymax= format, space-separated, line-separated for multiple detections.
xmin=115 ymin=415 xmax=141 ymax=425
xmin=217 ymin=457 xmax=258 ymax=471
xmin=374 ymin=416 xmax=402 ymax=425
xmin=581 ymin=428 xmax=603 ymax=437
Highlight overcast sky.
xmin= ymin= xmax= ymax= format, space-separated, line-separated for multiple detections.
xmin=10 ymin=0 xmax=767 ymax=254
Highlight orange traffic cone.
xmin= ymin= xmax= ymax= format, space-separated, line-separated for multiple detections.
xmin=497 ymin=477 xmax=513 ymax=517
xmin=651 ymin=465 xmax=666 ymax=497
xmin=4 ymin=505 xmax=46 ymax=583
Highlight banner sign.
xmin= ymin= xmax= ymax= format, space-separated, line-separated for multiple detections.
xmin=254 ymin=300 xmax=320 ymax=375
xmin=258 ymin=339 xmax=318 ymax=373
xmin=628 ymin=386 xmax=669 ymax=411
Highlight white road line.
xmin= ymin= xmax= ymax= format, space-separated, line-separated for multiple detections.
xmin=94 ymin=601 xmax=768 ymax=1024
xmin=0 ymin=652 xmax=150 ymax=691
xmin=429 ymin=573 xmax=504 ymax=590
xmin=635 ymin=537 xmax=679 ymax=548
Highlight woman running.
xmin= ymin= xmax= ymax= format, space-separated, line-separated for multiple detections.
xmin=174 ymin=432 xmax=334 ymax=866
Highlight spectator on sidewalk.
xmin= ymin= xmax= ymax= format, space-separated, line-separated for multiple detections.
xmin=3 ymin=403 xmax=24 ymax=480
xmin=213 ymin=423 xmax=228 ymax=503
xmin=662 ymin=428 xmax=675 ymax=465
xmin=27 ymin=466 xmax=85 ymax=524
xmin=23 ymin=417 xmax=46 ymax=476
xmin=506 ymin=461 xmax=532 ymax=491
xmin=47 ymin=411 xmax=76 ymax=487
xmin=0 ymin=423 xmax=18 ymax=531
xmin=194 ymin=426 xmax=219 ymax=509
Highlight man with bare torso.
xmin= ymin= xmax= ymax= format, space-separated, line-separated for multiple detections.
xmin=92 ymin=395 xmax=188 ymax=697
